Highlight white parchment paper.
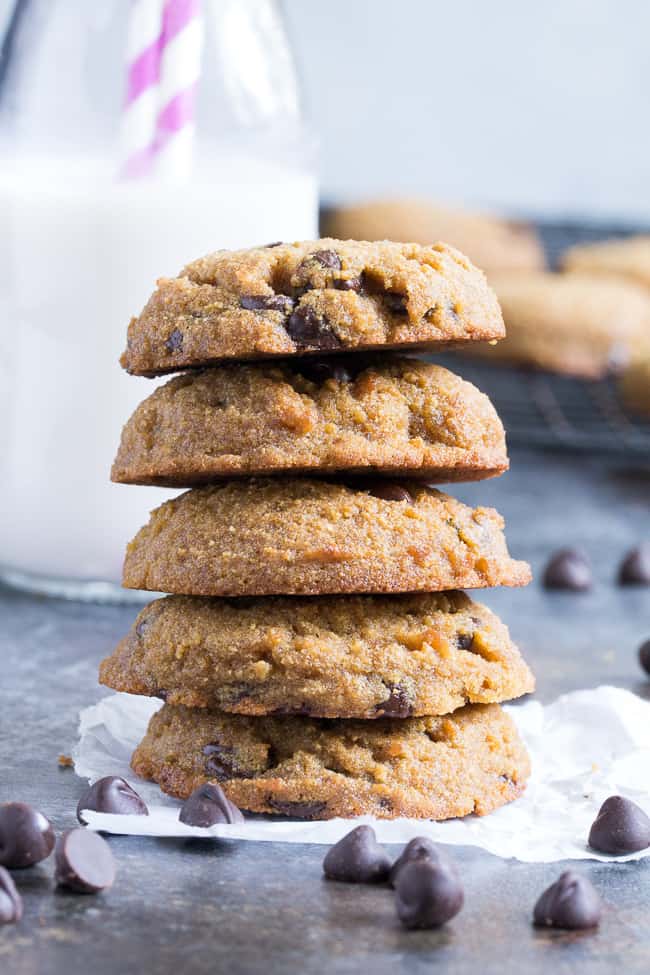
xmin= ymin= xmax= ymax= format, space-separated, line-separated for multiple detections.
xmin=72 ymin=687 xmax=650 ymax=862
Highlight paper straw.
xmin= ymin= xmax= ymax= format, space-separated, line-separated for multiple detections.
xmin=120 ymin=0 xmax=204 ymax=181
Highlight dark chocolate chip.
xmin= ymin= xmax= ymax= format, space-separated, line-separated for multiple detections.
xmin=389 ymin=837 xmax=446 ymax=887
xmin=264 ymin=241 xmax=283 ymax=248
xmin=323 ymin=825 xmax=391 ymax=883
xmin=334 ymin=275 xmax=363 ymax=292
xmin=366 ymin=482 xmax=413 ymax=503
xmin=0 ymin=867 xmax=22 ymax=924
xmin=240 ymin=294 xmax=294 ymax=314
xmin=267 ymin=799 xmax=327 ymax=819
xmin=375 ymin=684 xmax=414 ymax=719
xmin=311 ymin=249 xmax=342 ymax=270
xmin=203 ymin=742 xmax=248 ymax=780
xmin=76 ymin=777 xmax=148 ymax=825
xmin=285 ymin=306 xmax=342 ymax=350
xmin=0 ymin=802 xmax=55 ymax=868
xmin=155 ymin=689 xmax=168 ymax=702
xmin=395 ymin=859 xmax=464 ymax=929
xmin=55 ymin=829 xmax=116 ymax=894
xmin=164 ymin=329 xmax=184 ymax=353
xmin=588 ymin=795 xmax=650 ymax=854
xmin=298 ymin=359 xmax=352 ymax=384
xmin=456 ymin=633 xmax=475 ymax=651
xmin=179 ymin=783 xmax=244 ymax=827
xmin=533 ymin=870 xmax=601 ymax=929
xmin=639 ymin=640 xmax=650 ymax=676
xmin=383 ymin=291 xmax=408 ymax=314
xmin=135 ymin=613 xmax=152 ymax=639
xmin=543 ymin=549 xmax=592 ymax=591
xmin=618 ymin=545 xmax=650 ymax=585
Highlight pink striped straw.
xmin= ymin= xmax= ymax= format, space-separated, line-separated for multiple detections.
xmin=121 ymin=0 xmax=203 ymax=180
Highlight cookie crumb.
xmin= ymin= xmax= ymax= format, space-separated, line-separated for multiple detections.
xmin=58 ymin=754 xmax=74 ymax=769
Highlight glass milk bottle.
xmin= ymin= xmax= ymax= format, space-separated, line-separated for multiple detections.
xmin=0 ymin=0 xmax=318 ymax=599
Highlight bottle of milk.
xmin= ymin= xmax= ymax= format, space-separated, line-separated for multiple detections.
xmin=0 ymin=0 xmax=318 ymax=599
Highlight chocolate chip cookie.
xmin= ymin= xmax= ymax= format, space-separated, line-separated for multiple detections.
xmin=131 ymin=701 xmax=530 ymax=819
xmin=322 ymin=199 xmax=546 ymax=275
xmin=467 ymin=271 xmax=650 ymax=378
xmin=112 ymin=358 xmax=508 ymax=486
xmin=100 ymin=591 xmax=534 ymax=718
xmin=120 ymin=239 xmax=505 ymax=376
xmin=122 ymin=479 xmax=531 ymax=596
xmin=562 ymin=235 xmax=650 ymax=290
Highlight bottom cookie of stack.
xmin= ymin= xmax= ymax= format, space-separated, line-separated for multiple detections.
xmin=131 ymin=702 xmax=530 ymax=820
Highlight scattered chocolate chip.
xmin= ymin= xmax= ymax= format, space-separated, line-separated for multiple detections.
xmin=267 ymin=799 xmax=327 ymax=819
xmin=389 ymin=837 xmax=446 ymax=887
xmin=376 ymin=684 xmax=414 ymax=719
xmin=299 ymin=359 xmax=352 ymax=384
xmin=533 ymin=870 xmax=601 ymax=929
xmin=618 ymin=545 xmax=650 ymax=585
xmin=0 ymin=867 xmax=22 ymax=924
xmin=639 ymin=640 xmax=650 ymax=676
xmin=285 ymin=306 xmax=342 ymax=350
xmin=334 ymin=275 xmax=363 ymax=292
xmin=240 ymin=294 xmax=294 ymax=314
xmin=588 ymin=795 xmax=650 ymax=854
xmin=383 ymin=291 xmax=408 ymax=314
xmin=0 ymin=802 xmax=55 ymax=868
xmin=323 ymin=825 xmax=391 ymax=883
xmin=311 ymin=249 xmax=342 ymax=270
xmin=155 ymin=689 xmax=168 ymax=702
xmin=164 ymin=328 xmax=183 ymax=353
xmin=135 ymin=613 xmax=152 ymax=639
xmin=55 ymin=829 xmax=116 ymax=894
xmin=366 ymin=482 xmax=413 ymax=503
xmin=264 ymin=241 xmax=283 ymax=248
xmin=543 ymin=549 xmax=592 ymax=591
xmin=179 ymin=783 xmax=244 ymax=826
xmin=395 ymin=859 xmax=464 ymax=929
xmin=456 ymin=633 xmax=475 ymax=651
xmin=203 ymin=742 xmax=247 ymax=780
xmin=76 ymin=777 xmax=148 ymax=825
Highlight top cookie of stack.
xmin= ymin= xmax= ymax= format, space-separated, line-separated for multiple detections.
xmin=103 ymin=237 xmax=534 ymax=822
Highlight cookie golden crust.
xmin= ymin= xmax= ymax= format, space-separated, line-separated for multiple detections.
xmin=467 ymin=271 xmax=650 ymax=379
xmin=112 ymin=358 xmax=508 ymax=487
xmin=322 ymin=200 xmax=546 ymax=276
xmin=100 ymin=592 xmax=535 ymax=718
xmin=120 ymin=239 xmax=505 ymax=376
xmin=562 ymin=236 xmax=650 ymax=290
xmin=122 ymin=479 xmax=531 ymax=597
xmin=131 ymin=702 xmax=530 ymax=819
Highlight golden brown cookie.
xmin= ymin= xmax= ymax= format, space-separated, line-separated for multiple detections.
xmin=112 ymin=358 xmax=508 ymax=486
xmin=466 ymin=271 xmax=650 ymax=378
xmin=131 ymin=701 xmax=530 ymax=819
xmin=122 ymin=479 xmax=531 ymax=596
xmin=100 ymin=591 xmax=535 ymax=718
xmin=562 ymin=235 xmax=650 ymax=290
xmin=120 ymin=239 xmax=505 ymax=376
xmin=322 ymin=199 xmax=545 ymax=275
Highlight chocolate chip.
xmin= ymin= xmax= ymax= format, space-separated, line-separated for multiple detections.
xmin=76 ymin=777 xmax=148 ymax=825
xmin=55 ymin=829 xmax=116 ymax=894
xmin=334 ymin=275 xmax=363 ymax=293
xmin=394 ymin=859 xmax=464 ymax=929
xmin=285 ymin=306 xmax=342 ymax=350
xmin=323 ymin=825 xmax=391 ymax=883
xmin=456 ymin=633 xmax=475 ymax=651
xmin=375 ymin=684 xmax=414 ymax=719
xmin=533 ymin=870 xmax=601 ymax=929
xmin=135 ymin=613 xmax=151 ymax=639
xmin=639 ymin=640 xmax=650 ymax=676
xmin=618 ymin=545 xmax=650 ymax=585
xmin=588 ymin=795 xmax=650 ymax=854
xmin=267 ymin=799 xmax=327 ymax=819
xmin=384 ymin=292 xmax=407 ymax=314
xmin=543 ymin=549 xmax=592 ymax=591
xmin=0 ymin=802 xmax=55 ymax=868
xmin=311 ymin=249 xmax=342 ymax=270
xmin=164 ymin=328 xmax=183 ymax=353
xmin=366 ymin=482 xmax=413 ymax=503
xmin=240 ymin=294 xmax=294 ymax=314
xmin=0 ymin=867 xmax=22 ymax=924
xmin=203 ymin=742 xmax=248 ymax=780
xmin=298 ymin=359 xmax=352 ymax=384
xmin=389 ymin=837 xmax=446 ymax=887
xmin=179 ymin=783 xmax=244 ymax=826
xmin=264 ymin=241 xmax=283 ymax=248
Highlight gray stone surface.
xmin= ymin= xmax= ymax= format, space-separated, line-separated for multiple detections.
xmin=0 ymin=447 xmax=649 ymax=974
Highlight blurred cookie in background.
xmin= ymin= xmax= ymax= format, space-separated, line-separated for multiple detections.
xmin=620 ymin=345 xmax=650 ymax=415
xmin=321 ymin=198 xmax=545 ymax=275
xmin=463 ymin=271 xmax=650 ymax=379
xmin=562 ymin=235 xmax=650 ymax=290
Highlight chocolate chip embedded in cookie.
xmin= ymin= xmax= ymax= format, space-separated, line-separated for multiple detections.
xmin=99 ymin=591 xmax=535 ymax=718
xmin=130 ymin=702 xmax=531 ymax=820
xmin=121 ymin=479 xmax=531 ymax=597
xmin=120 ymin=239 xmax=505 ymax=376
xmin=111 ymin=358 xmax=508 ymax=487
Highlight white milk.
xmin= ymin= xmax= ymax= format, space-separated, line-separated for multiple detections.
xmin=0 ymin=155 xmax=318 ymax=595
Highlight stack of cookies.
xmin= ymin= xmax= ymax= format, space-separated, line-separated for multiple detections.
xmin=100 ymin=239 xmax=535 ymax=820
